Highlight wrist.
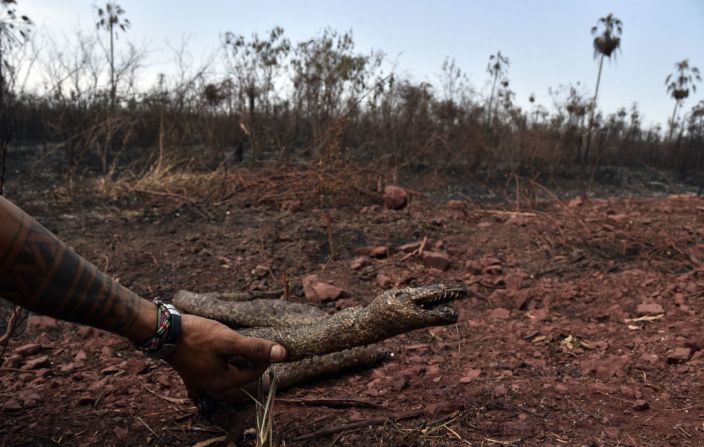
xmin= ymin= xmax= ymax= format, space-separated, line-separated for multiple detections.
xmin=126 ymin=299 xmax=159 ymax=344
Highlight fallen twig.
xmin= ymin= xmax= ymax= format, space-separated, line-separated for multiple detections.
xmin=291 ymin=402 xmax=462 ymax=442
xmin=277 ymin=397 xmax=388 ymax=410
xmin=142 ymin=385 xmax=189 ymax=405
xmin=0 ymin=306 xmax=25 ymax=361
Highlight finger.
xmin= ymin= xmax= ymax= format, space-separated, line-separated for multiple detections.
xmin=214 ymin=331 xmax=287 ymax=363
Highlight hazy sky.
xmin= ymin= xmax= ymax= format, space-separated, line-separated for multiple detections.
xmin=18 ymin=0 xmax=704 ymax=128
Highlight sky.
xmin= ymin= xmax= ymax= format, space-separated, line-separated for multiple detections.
xmin=16 ymin=0 xmax=704 ymax=128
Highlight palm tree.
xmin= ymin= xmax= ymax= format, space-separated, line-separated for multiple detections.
xmin=584 ymin=13 xmax=622 ymax=162
xmin=96 ymin=2 xmax=130 ymax=109
xmin=666 ymin=59 xmax=701 ymax=140
xmin=486 ymin=50 xmax=509 ymax=126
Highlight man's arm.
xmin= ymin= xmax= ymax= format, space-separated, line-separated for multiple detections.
xmin=0 ymin=196 xmax=286 ymax=401
xmin=0 ymin=196 xmax=154 ymax=341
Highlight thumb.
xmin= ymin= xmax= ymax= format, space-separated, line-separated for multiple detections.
xmin=216 ymin=330 xmax=287 ymax=363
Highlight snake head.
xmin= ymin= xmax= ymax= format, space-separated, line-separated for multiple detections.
xmin=373 ymin=283 xmax=467 ymax=326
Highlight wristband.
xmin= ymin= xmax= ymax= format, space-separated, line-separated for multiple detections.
xmin=136 ymin=300 xmax=182 ymax=359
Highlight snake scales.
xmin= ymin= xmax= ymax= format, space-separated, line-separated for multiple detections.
xmin=173 ymin=284 xmax=467 ymax=390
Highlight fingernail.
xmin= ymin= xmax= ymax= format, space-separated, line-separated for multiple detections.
xmin=270 ymin=345 xmax=286 ymax=361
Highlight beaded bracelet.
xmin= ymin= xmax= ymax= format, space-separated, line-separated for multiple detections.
xmin=137 ymin=300 xmax=172 ymax=354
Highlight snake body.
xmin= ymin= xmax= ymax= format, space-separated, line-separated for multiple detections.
xmin=173 ymin=284 xmax=467 ymax=388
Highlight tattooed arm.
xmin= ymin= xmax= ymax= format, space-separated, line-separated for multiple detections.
xmin=0 ymin=196 xmax=286 ymax=401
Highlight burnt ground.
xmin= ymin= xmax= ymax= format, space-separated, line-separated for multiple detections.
xmin=1 ymin=158 xmax=704 ymax=446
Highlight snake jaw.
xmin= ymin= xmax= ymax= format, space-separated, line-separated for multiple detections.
xmin=390 ymin=284 xmax=467 ymax=324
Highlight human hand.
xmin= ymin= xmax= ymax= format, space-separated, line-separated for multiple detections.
xmin=165 ymin=314 xmax=286 ymax=402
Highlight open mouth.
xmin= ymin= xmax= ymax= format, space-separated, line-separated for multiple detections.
xmin=417 ymin=287 xmax=466 ymax=310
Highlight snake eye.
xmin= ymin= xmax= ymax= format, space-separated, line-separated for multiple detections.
xmin=394 ymin=291 xmax=407 ymax=300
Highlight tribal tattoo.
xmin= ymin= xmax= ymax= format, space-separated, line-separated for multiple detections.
xmin=0 ymin=197 xmax=147 ymax=339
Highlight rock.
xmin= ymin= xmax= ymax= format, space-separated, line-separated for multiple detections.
xmin=465 ymin=260 xmax=483 ymax=275
xmin=74 ymin=350 xmax=88 ymax=362
xmin=15 ymin=343 xmax=42 ymax=357
xmin=26 ymin=315 xmax=58 ymax=332
xmin=3 ymin=354 xmax=22 ymax=368
xmin=22 ymin=355 xmax=50 ymax=370
xmin=398 ymin=241 xmax=422 ymax=253
xmin=376 ymin=274 xmax=392 ymax=288
xmin=604 ymin=427 xmax=620 ymax=439
xmin=2 ymin=399 xmax=22 ymax=412
xmin=101 ymin=365 xmax=120 ymax=375
xmin=666 ymin=347 xmax=692 ymax=364
xmin=302 ymin=274 xmax=344 ymax=301
xmin=460 ymin=369 xmax=481 ymax=383
xmin=447 ymin=200 xmax=466 ymax=210
xmin=632 ymin=399 xmax=649 ymax=411
xmin=421 ymin=251 xmax=451 ymax=270
xmin=383 ymin=185 xmax=408 ymax=210
xmin=635 ymin=303 xmax=664 ymax=316
xmin=493 ymin=384 xmax=507 ymax=397
xmin=568 ymin=196 xmax=583 ymax=208
xmin=355 ymin=245 xmax=388 ymax=258
xmin=390 ymin=377 xmax=408 ymax=391
xmin=124 ymin=358 xmax=148 ymax=375
xmin=280 ymin=200 xmax=302 ymax=212
xmin=76 ymin=326 xmax=94 ymax=338
xmin=59 ymin=362 xmax=77 ymax=373
xmin=78 ymin=395 xmax=96 ymax=406
xmin=350 ymin=256 xmax=367 ymax=270
xmin=482 ymin=264 xmax=503 ymax=275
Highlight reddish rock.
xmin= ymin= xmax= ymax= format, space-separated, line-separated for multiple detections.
xmin=390 ymin=377 xmax=408 ymax=391
xmin=567 ymin=196 xmax=583 ymax=208
xmin=604 ymin=427 xmax=620 ymax=439
xmin=74 ymin=350 xmax=88 ymax=362
xmin=632 ymin=399 xmax=650 ymax=411
xmin=383 ymin=185 xmax=408 ymax=210
xmin=421 ymin=251 xmax=451 ymax=270
xmin=280 ymin=200 xmax=302 ymax=212
xmin=101 ymin=365 xmax=120 ymax=375
xmin=460 ymin=369 xmax=481 ymax=383
xmin=355 ymin=245 xmax=388 ymax=258
xmin=22 ymin=355 xmax=50 ymax=370
xmin=76 ymin=326 xmax=94 ymax=338
xmin=302 ymin=274 xmax=344 ymax=301
xmin=666 ymin=347 xmax=692 ymax=364
xmin=397 ymin=241 xmax=422 ymax=253
xmin=349 ymin=256 xmax=367 ymax=270
xmin=2 ymin=399 xmax=22 ymax=412
xmin=124 ymin=358 xmax=148 ymax=375
xmin=26 ymin=315 xmax=58 ymax=332
xmin=465 ymin=260 xmax=483 ymax=275
xmin=59 ymin=362 xmax=77 ymax=373
xmin=15 ymin=343 xmax=42 ymax=357
xmin=376 ymin=274 xmax=392 ymax=288
xmin=482 ymin=264 xmax=503 ymax=275
xmin=636 ymin=303 xmax=664 ymax=316
xmin=447 ymin=200 xmax=466 ymax=210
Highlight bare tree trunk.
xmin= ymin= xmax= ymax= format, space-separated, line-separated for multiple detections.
xmin=109 ymin=23 xmax=115 ymax=111
xmin=487 ymin=72 xmax=498 ymax=126
xmin=584 ymin=54 xmax=604 ymax=164
xmin=668 ymin=100 xmax=679 ymax=141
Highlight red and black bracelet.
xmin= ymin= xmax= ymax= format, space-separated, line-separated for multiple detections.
xmin=136 ymin=299 xmax=182 ymax=359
